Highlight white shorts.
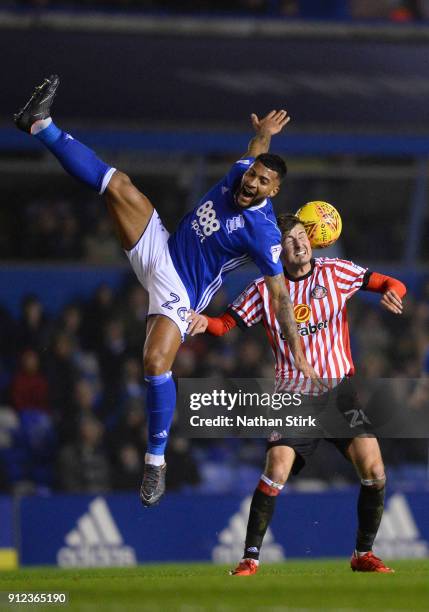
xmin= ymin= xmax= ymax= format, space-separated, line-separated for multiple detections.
xmin=126 ymin=211 xmax=191 ymax=340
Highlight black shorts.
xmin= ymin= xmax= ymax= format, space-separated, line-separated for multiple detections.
xmin=267 ymin=437 xmax=354 ymax=475
xmin=266 ymin=378 xmax=373 ymax=474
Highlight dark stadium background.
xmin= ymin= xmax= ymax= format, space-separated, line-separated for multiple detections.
xmin=0 ymin=0 xmax=428 ymax=571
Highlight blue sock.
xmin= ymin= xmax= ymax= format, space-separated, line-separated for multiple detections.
xmin=34 ymin=121 xmax=114 ymax=194
xmin=145 ymin=372 xmax=176 ymax=457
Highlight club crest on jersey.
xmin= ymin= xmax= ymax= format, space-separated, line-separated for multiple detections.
xmin=311 ymin=285 xmax=328 ymax=299
xmin=226 ymin=214 xmax=245 ymax=234
xmin=270 ymin=244 xmax=282 ymax=263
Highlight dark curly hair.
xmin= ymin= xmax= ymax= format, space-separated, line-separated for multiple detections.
xmin=255 ymin=153 xmax=287 ymax=182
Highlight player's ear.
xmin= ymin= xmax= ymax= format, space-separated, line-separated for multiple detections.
xmin=269 ymin=184 xmax=280 ymax=198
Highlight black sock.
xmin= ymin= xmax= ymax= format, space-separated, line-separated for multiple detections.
xmin=243 ymin=487 xmax=277 ymax=560
xmin=356 ymin=484 xmax=385 ymax=552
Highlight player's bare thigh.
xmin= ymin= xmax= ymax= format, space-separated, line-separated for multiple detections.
xmin=143 ymin=315 xmax=183 ymax=376
xmin=104 ymin=170 xmax=154 ymax=250
xmin=264 ymin=446 xmax=296 ymax=485
xmin=346 ymin=436 xmax=385 ymax=482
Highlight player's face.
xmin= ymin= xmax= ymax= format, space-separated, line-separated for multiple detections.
xmin=235 ymin=161 xmax=280 ymax=208
xmin=282 ymin=223 xmax=312 ymax=266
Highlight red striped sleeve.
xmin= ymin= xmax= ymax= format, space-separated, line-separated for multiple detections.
xmin=334 ymin=259 xmax=367 ymax=298
xmin=229 ymin=281 xmax=264 ymax=327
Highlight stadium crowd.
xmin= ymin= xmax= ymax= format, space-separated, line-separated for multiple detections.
xmin=6 ymin=0 xmax=428 ymax=22
xmin=2 ymin=175 xmax=418 ymax=264
xmin=0 ymin=270 xmax=427 ymax=496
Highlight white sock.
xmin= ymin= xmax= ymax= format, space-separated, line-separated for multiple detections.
xmin=145 ymin=453 xmax=165 ymax=466
xmin=30 ymin=117 xmax=52 ymax=135
xmin=260 ymin=474 xmax=284 ymax=490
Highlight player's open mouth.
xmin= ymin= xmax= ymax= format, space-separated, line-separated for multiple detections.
xmin=240 ymin=185 xmax=255 ymax=201
xmin=296 ymin=249 xmax=306 ymax=256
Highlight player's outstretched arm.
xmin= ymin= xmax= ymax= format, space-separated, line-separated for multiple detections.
xmin=265 ymin=273 xmax=319 ymax=380
xmin=186 ymin=310 xmax=238 ymax=336
xmin=245 ymin=110 xmax=290 ymax=158
xmin=364 ymin=272 xmax=407 ymax=315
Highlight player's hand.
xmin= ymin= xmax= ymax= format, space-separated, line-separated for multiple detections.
xmin=295 ymin=357 xmax=327 ymax=391
xmin=380 ymin=290 xmax=403 ymax=315
xmin=251 ymin=110 xmax=290 ymax=137
xmin=186 ymin=310 xmax=208 ymax=336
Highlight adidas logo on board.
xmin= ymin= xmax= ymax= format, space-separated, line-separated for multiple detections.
xmin=57 ymin=497 xmax=137 ymax=568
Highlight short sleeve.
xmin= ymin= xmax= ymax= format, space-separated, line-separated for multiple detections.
xmin=224 ymin=158 xmax=255 ymax=189
xmin=334 ymin=259 xmax=368 ymax=298
xmin=228 ymin=282 xmax=264 ymax=328
xmin=246 ymin=219 xmax=283 ymax=277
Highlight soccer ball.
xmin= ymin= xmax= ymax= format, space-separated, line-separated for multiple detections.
xmin=295 ymin=201 xmax=342 ymax=249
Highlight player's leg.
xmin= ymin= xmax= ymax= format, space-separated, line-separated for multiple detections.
xmin=15 ymin=76 xmax=184 ymax=507
xmin=345 ymin=436 xmax=394 ymax=572
xmin=245 ymin=445 xmax=296 ymax=554
xmin=105 ymin=172 xmax=154 ymax=249
xmin=138 ymin=315 xmax=182 ymax=506
xmin=14 ymin=75 xmax=152 ymax=248
xmin=231 ymin=445 xmax=296 ymax=576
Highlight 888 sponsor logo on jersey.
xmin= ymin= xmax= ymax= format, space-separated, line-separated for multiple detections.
xmin=192 ymin=201 xmax=220 ymax=243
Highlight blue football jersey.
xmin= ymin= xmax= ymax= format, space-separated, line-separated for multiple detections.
xmin=168 ymin=158 xmax=283 ymax=312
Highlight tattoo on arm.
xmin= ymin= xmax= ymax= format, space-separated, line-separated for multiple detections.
xmin=265 ymin=274 xmax=303 ymax=360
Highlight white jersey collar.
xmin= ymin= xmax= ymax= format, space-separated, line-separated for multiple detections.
xmin=246 ymin=198 xmax=267 ymax=211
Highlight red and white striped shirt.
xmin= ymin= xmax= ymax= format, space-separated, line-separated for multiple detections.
xmin=229 ymin=258 xmax=367 ymax=383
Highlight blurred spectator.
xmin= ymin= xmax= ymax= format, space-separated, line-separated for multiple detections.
xmin=56 ymin=303 xmax=84 ymax=347
xmin=23 ymin=205 xmax=59 ymax=260
xmin=82 ymin=284 xmax=117 ymax=352
xmin=16 ymin=295 xmax=51 ymax=354
xmin=109 ymin=401 xmax=146 ymax=489
xmin=389 ymin=0 xmax=422 ymax=21
xmin=120 ymin=283 xmax=148 ymax=356
xmin=10 ymin=349 xmax=50 ymax=413
xmin=109 ymin=400 xmax=146 ymax=453
xmin=98 ymin=318 xmax=129 ymax=411
xmin=359 ymin=352 xmax=390 ymax=378
xmin=84 ymin=218 xmax=123 ymax=264
xmin=112 ymin=443 xmax=143 ymax=490
xmin=57 ymin=212 xmax=83 ymax=259
xmin=351 ymin=0 xmax=391 ymax=19
xmin=354 ymin=308 xmax=390 ymax=355
xmin=57 ymin=415 xmax=111 ymax=492
xmin=46 ymin=332 xmax=80 ymax=428
xmin=120 ymin=358 xmax=144 ymax=403
xmin=233 ymin=338 xmax=265 ymax=378
xmin=166 ymin=436 xmax=200 ymax=491
xmin=173 ymin=346 xmax=198 ymax=378
xmin=73 ymin=378 xmax=103 ymax=419
xmin=19 ymin=409 xmax=57 ymax=488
